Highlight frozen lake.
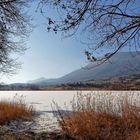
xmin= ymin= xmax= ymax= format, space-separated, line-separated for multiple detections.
xmin=0 ymin=90 xmax=139 ymax=110
xmin=0 ymin=91 xmax=139 ymax=132
xmin=0 ymin=91 xmax=90 ymax=111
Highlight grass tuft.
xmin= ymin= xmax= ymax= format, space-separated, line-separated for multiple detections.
xmin=0 ymin=95 xmax=34 ymax=125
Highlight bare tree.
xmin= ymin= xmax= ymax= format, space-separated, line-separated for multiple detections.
xmin=0 ymin=0 xmax=31 ymax=75
xmin=39 ymin=0 xmax=140 ymax=65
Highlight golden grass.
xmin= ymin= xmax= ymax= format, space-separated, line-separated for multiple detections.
xmin=58 ymin=92 xmax=140 ymax=140
xmin=0 ymin=96 xmax=34 ymax=125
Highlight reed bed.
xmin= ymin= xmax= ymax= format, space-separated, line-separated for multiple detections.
xmin=56 ymin=92 xmax=140 ymax=140
xmin=0 ymin=95 xmax=34 ymax=125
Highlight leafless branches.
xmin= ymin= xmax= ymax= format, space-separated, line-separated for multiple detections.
xmin=0 ymin=0 xmax=31 ymax=75
xmin=39 ymin=0 xmax=140 ymax=64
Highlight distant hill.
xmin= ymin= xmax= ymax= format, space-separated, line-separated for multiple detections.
xmin=29 ymin=52 xmax=140 ymax=86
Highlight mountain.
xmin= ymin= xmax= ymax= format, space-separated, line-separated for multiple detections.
xmin=29 ymin=52 xmax=140 ymax=86
xmin=28 ymin=77 xmax=47 ymax=84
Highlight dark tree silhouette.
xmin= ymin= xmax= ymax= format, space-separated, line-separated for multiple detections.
xmin=0 ymin=0 xmax=31 ymax=75
xmin=39 ymin=0 xmax=140 ymax=65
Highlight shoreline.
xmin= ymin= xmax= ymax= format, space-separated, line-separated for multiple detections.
xmin=0 ymin=126 xmax=72 ymax=140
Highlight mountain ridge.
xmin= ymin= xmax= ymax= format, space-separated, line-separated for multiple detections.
xmin=29 ymin=52 xmax=140 ymax=86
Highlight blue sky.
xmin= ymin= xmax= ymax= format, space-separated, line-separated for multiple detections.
xmin=1 ymin=1 xmax=139 ymax=84
xmin=2 ymin=2 xmax=87 ymax=84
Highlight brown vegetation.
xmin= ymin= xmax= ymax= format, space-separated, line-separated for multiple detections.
xmin=0 ymin=97 xmax=34 ymax=125
xmin=58 ymin=92 xmax=140 ymax=140
xmin=44 ymin=74 xmax=140 ymax=91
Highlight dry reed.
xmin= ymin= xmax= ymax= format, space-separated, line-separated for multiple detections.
xmin=57 ymin=92 xmax=140 ymax=140
xmin=0 ymin=95 xmax=34 ymax=125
